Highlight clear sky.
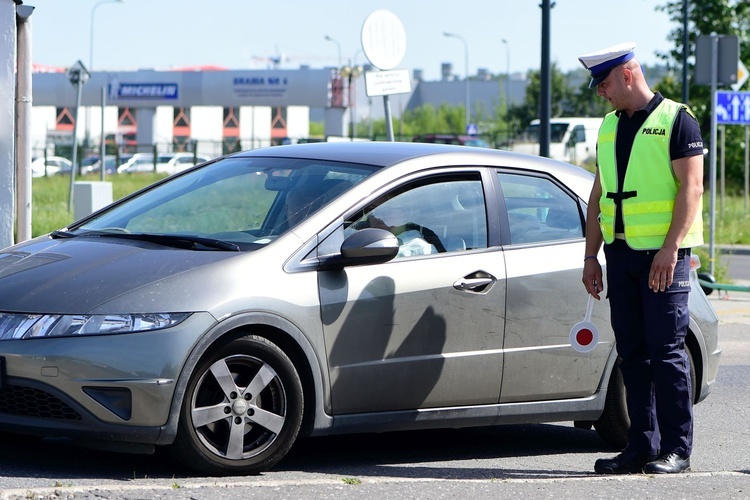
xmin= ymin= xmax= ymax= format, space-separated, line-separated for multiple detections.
xmin=25 ymin=0 xmax=675 ymax=79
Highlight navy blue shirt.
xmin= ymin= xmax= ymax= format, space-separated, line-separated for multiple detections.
xmin=611 ymin=92 xmax=704 ymax=233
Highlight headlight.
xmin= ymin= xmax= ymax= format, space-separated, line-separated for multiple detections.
xmin=0 ymin=312 xmax=191 ymax=340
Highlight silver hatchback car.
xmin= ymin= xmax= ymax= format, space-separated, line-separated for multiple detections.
xmin=0 ymin=142 xmax=720 ymax=475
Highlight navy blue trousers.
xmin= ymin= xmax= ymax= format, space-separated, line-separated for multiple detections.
xmin=603 ymin=239 xmax=693 ymax=457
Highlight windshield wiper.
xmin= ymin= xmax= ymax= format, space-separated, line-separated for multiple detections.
xmin=84 ymin=232 xmax=241 ymax=251
xmin=50 ymin=229 xmax=76 ymax=239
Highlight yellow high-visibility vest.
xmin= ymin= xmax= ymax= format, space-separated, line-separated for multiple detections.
xmin=597 ymin=98 xmax=703 ymax=249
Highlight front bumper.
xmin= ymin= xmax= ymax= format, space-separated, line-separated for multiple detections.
xmin=0 ymin=313 xmax=216 ymax=443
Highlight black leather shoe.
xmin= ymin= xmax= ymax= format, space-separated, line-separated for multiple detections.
xmin=644 ymin=453 xmax=691 ymax=474
xmin=594 ymin=450 xmax=657 ymax=474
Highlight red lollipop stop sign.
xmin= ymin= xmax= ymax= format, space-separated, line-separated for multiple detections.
xmin=570 ymin=295 xmax=599 ymax=353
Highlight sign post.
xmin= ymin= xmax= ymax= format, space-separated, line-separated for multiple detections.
xmin=696 ymin=35 xmax=739 ymax=275
xmin=361 ymin=10 xmax=407 ymax=142
xmin=66 ymin=60 xmax=90 ymax=211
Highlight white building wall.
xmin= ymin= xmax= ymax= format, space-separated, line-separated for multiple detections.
xmin=86 ymin=105 xmax=119 ymax=145
xmin=239 ymin=106 xmax=272 ymax=150
xmin=285 ymin=106 xmax=310 ymax=140
xmin=190 ymin=106 xmax=223 ymax=142
xmin=154 ymin=106 xmax=174 ymax=145
xmin=190 ymin=106 xmax=224 ymax=157
xmin=30 ymin=106 xmax=56 ymax=155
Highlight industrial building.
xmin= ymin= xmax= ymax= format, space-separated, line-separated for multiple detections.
xmin=30 ymin=62 xmax=526 ymax=159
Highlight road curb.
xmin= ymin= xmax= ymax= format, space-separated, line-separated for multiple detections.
xmin=717 ymin=245 xmax=750 ymax=256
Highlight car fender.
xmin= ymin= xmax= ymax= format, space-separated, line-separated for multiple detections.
xmin=686 ymin=315 xmax=710 ymax=403
xmin=156 ymin=311 xmax=332 ymax=446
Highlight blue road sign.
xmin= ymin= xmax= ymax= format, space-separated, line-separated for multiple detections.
xmin=716 ymin=90 xmax=750 ymax=125
xmin=466 ymin=123 xmax=478 ymax=135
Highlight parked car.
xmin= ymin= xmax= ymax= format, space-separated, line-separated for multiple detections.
xmin=82 ymin=155 xmax=119 ymax=176
xmin=80 ymin=155 xmax=101 ymax=174
xmin=509 ymin=117 xmax=603 ymax=166
xmin=157 ymin=152 xmax=212 ymax=175
xmin=154 ymin=153 xmax=177 ymax=173
xmin=0 ymin=142 xmax=720 ymax=476
xmin=30 ymin=156 xmax=71 ymax=177
xmin=413 ymin=134 xmax=490 ymax=148
xmin=117 ymin=153 xmax=155 ymax=174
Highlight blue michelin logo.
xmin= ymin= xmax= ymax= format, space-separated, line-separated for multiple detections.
xmin=108 ymin=82 xmax=179 ymax=100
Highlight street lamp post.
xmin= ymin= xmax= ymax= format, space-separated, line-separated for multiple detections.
xmin=324 ymin=35 xmax=342 ymax=67
xmin=340 ymin=61 xmax=363 ymax=140
xmin=444 ymin=32 xmax=470 ymax=131
xmin=89 ymin=0 xmax=123 ymax=71
xmin=67 ymin=61 xmax=90 ymax=211
xmin=502 ymin=38 xmax=511 ymax=143
xmin=352 ymin=50 xmax=364 ymax=138
xmin=88 ymin=0 xmax=122 ymax=160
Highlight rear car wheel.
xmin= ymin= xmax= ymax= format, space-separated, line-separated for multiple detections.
xmin=594 ymin=347 xmax=697 ymax=449
xmin=593 ymin=358 xmax=629 ymax=448
xmin=170 ymin=335 xmax=303 ymax=475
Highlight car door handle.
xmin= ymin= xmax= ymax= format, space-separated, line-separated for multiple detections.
xmin=453 ymin=272 xmax=496 ymax=292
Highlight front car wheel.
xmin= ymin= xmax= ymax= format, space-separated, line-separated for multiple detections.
xmin=170 ymin=335 xmax=303 ymax=475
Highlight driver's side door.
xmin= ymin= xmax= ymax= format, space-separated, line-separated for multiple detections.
xmin=317 ymin=171 xmax=507 ymax=414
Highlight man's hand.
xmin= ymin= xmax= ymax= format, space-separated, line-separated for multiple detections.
xmin=582 ymin=259 xmax=603 ymax=300
xmin=649 ymin=248 xmax=678 ymax=292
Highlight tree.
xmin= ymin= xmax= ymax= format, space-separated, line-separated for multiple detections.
xmin=504 ymin=62 xmax=574 ymax=140
xmin=399 ymin=102 xmax=468 ymax=137
xmin=658 ymin=0 xmax=750 ymax=192
xmin=567 ymin=76 xmax=611 ymax=118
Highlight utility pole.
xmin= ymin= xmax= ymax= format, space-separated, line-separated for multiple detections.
xmin=0 ymin=0 xmax=17 ymax=249
xmin=539 ymin=0 xmax=553 ymax=158
xmin=682 ymin=0 xmax=689 ymax=104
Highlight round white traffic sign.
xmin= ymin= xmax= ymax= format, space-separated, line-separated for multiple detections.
xmin=361 ymin=10 xmax=406 ymax=71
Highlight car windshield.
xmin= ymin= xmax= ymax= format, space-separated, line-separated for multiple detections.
xmin=74 ymin=156 xmax=376 ymax=250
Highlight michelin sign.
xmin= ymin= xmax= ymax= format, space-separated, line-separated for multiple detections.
xmin=108 ymin=81 xmax=179 ymax=101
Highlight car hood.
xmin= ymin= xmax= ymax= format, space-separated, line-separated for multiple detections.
xmin=0 ymin=236 xmax=244 ymax=314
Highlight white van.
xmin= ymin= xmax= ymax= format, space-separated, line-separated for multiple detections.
xmin=509 ymin=117 xmax=603 ymax=166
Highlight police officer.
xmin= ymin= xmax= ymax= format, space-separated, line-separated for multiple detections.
xmin=578 ymin=42 xmax=704 ymax=474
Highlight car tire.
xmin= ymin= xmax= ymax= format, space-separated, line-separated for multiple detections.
xmin=697 ymin=272 xmax=715 ymax=296
xmin=573 ymin=420 xmax=593 ymax=430
xmin=593 ymin=357 xmax=629 ymax=449
xmin=594 ymin=347 xmax=697 ymax=449
xmin=170 ymin=335 xmax=303 ymax=475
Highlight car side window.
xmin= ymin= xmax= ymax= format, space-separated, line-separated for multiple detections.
xmin=497 ymin=172 xmax=583 ymax=245
xmin=344 ymin=176 xmax=487 ymax=258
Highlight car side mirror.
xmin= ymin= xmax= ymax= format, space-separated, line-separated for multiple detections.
xmin=341 ymin=228 xmax=399 ymax=265
xmin=320 ymin=228 xmax=399 ymax=269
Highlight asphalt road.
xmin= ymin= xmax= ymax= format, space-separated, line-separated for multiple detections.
xmin=722 ymin=248 xmax=750 ymax=281
xmin=0 ymin=295 xmax=748 ymax=499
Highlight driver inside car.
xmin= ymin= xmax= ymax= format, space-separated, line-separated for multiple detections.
xmin=349 ymin=195 xmax=446 ymax=256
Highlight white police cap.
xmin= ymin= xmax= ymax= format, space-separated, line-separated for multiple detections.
xmin=578 ymin=42 xmax=636 ymax=88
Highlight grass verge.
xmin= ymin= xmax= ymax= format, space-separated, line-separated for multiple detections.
xmin=25 ymin=173 xmax=750 ymax=283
